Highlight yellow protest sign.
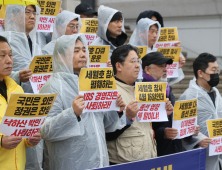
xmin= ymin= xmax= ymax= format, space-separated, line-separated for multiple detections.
xmin=157 ymin=47 xmax=181 ymax=62
xmin=38 ymin=0 xmax=61 ymax=16
xmin=79 ymin=68 xmax=116 ymax=91
xmin=207 ymin=119 xmax=222 ymax=138
xmin=135 ymin=82 xmax=167 ymax=103
xmin=158 ymin=27 xmax=178 ymax=42
xmin=0 ymin=5 xmax=6 ymax=19
xmin=88 ymin=46 xmax=110 ymax=66
xmin=29 ymin=55 xmax=53 ymax=74
xmin=137 ymin=46 xmax=148 ymax=59
xmin=4 ymin=93 xmax=57 ymax=118
xmin=173 ymin=99 xmax=197 ymax=121
xmin=80 ymin=18 xmax=98 ymax=34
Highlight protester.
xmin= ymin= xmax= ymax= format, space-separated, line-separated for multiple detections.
xmin=0 ymin=35 xmax=41 ymax=170
xmin=179 ymin=53 xmax=221 ymax=170
xmin=75 ymin=2 xmax=97 ymax=18
xmin=42 ymin=10 xmax=82 ymax=55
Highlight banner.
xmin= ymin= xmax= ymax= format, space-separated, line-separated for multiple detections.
xmin=0 ymin=5 xmax=6 ymax=32
xmin=94 ymin=148 xmax=206 ymax=170
xmin=172 ymin=98 xmax=197 ymax=139
xmin=154 ymin=27 xmax=179 ymax=50
xmin=79 ymin=68 xmax=119 ymax=113
xmin=157 ymin=47 xmax=182 ymax=78
xmin=0 ymin=93 xmax=57 ymax=138
xmin=29 ymin=55 xmax=53 ymax=94
xmin=88 ymin=46 xmax=110 ymax=68
xmin=137 ymin=46 xmax=148 ymax=79
xmin=207 ymin=118 xmax=222 ymax=156
xmin=37 ymin=0 xmax=61 ymax=32
xmin=80 ymin=18 xmax=98 ymax=45
xmin=135 ymin=82 xmax=168 ymax=122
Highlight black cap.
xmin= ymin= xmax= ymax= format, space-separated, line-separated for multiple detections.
xmin=142 ymin=51 xmax=173 ymax=70
xmin=75 ymin=2 xmax=97 ymax=16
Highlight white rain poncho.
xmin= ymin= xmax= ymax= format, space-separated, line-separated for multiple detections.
xmin=39 ymin=33 xmax=126 ymax=170
xmin=37 ymin=32 xmax=52 ymax=49
xmin=41 ymin=10 xmax=82 ymax=55
xmin=91 ymin=5 xmax=127 ymax=58
xmin=179 ymin=78 xmax=222 ymax=170
xmin=0 ymin=5 xmax=42 ymax=91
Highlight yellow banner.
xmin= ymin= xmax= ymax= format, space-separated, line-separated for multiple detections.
xmin=173 ymin=99 xmax=197 ymax=121
xmin=158 ymin=27 xmax=178 ymax=42
xmin=135 ymin=82 xmax=167 ymax=103
xmin=80 ymin=18 xmax=98 ymax=34
xmin=29 ymin=55 xmax=53 ymax=74
xmin=207 ymin=119 xmax=222 ymax=138
xmin=0 ymin=5 xmax=6 ymax=19
xmin=88 ymin=46 xmax=109 ymax=64
xmin=5 ymin=93 xmax=57 ymax=118
xmin=137 ymin=46 xmax=148 ymax=59
xmin=157 ymin=47 xmax=182 ymax=62
xmin=79 ymin=68 xmax=117 ymax=91
xmin=38 ymin=0 xmax=61 ymax=16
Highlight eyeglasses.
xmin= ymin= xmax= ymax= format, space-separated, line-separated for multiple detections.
xmin=25 ymin=10 xmax=38 ymax=17
xmin=204 ymin=69 xmax=220 ymax=74
xmin=68 ymin=25 xmax=79 ymax=31
xmin=126 ymin=58 xmax=141 ymax=65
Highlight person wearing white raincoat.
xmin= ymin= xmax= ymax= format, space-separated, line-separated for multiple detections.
xmin=91 ymin=5 xmax=127 ymax=59
xmin=179 ymin=53 xmax=222 ymax=170
xmin=0 ymin=5 xmax=44 ymax=170
xmin=39 ymin=33 xmax=128 ymax=170
xmin=41 ymin=10 xmax=82 ymax=55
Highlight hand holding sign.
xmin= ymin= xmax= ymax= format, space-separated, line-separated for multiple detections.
xmin=198 ymin=138 xmax=212 ymax=148
xmin=2 ymin=136 xmax=22 ymax=149
xmin=179 ymin=55 xmax=186 ymax=69
xmin=107 ymin=60 xmax=112 ymax=67
xmin=193 ymin=125 xmax=200 ymax=136
xmin=72 ymin=95 xmax=85 ymax=117
xmin=126 ymin=100 xmax=140 ymax=120
xmin=19 ymin=69 xmax=33 ymax=82
xmin=164 ymin=127 xmax=178 ymax=139
xmin=165 ymin=98 xmax=173 ymax=116
xmin=116 ymin=94 xmax=126 ymax=113
xmin=27 ymin=132 xmax=41 ymax=146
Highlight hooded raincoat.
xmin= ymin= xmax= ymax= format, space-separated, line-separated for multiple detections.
xmin=41 ymin=10 xmax=82 ymax=55
xmin=90 ymin=5 xmax=127 ymax=58
xmin=39 ymin=33 xmax=126 ymax=170
xmin=179 ymin=78 xmax=222 ymax=170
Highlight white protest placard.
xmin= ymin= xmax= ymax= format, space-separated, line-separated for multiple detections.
xmin=79 ymin=68 xmax=119 ymax=113
xmin=29 ymin=55 xmax=53 ymax=94
xmin=207 ymin=119 xmax=222 ymax=156
xmin=157 ymin=47 xmax=182 ymax=78
xmin=135 ymin=82 xmax=168 ymax=122
xmin=80 ymin=18 xmax=98 ymax=45
xmin=88 ymin=46 xmax=110 ymax=68
xmin=0 ymin=93 xmax=57 ymax=138
xmin=37 ymin=0 xmax=61 ymax=32
xmin=172 ymin=98 xmax=197 ymax=139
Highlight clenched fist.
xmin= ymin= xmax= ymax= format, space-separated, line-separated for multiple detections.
xmin=72 ymin=95 xmax=85 ymax=117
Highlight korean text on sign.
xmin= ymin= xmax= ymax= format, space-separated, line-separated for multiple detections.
xmin=88 ymin=45 xmax=110 ymax=68
xmin=157 ymin=47 xmax=182 ymax=78
xmin=154 ymin=27 xmax=179 ymax=49
xmin=135 ymin=82 xmax=168 ymax=122
xmin=37 ymin=0 xmax=61 ymax=32
xmin=0 ymin=5 xmax=6 ymax=32
xmin=207 ymin=119 xmax=222 ymax=156
xmin=79 ymin=68 xmax=119 ymax=113
xmin=29 ymin=55 xmax=53 ymax=94
xmin=0 ymin=93 xmax=57 ymax=138
xmin=136 ymin=46 xmax=148 ymax=79
xmin=172 ymin=98 xmax=197 ymax=139
xmin=80 ymin=18 xmax=98 ymax=45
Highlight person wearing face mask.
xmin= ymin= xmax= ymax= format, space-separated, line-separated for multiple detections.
xmin=142 ymin=51 xmax=200 ymax=157
xmin=179 ymin=53 xmax=222 ymax=170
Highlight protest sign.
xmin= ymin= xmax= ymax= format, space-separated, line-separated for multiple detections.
xmin=172 ymin=98 xmax=197 ymax=139
xmin=29 ymin=55 xmax=53 ymax=94
xmin=79 ymin=68 xmax=119 ymax=113
xmin=80 ymin=18 xmax=98 ymax=45
xmin=157 ymin=47 xmax=182 ymax=78
xmin=207 ymin=118 xmax=222 ymax=156
xmin=37 ymin=0 xmax=61 ymax=32
xmin=137 ymin=46 xmax=148 ymax=79
xmin=88 ymin=46 xmax=110 ymax=68
xmin=0 ymin=93 xmax=57 ymax=138
xmin=0 ymin=5 xmax=6 ymax=32
xmin=154 ymin=27 xmax=179 ymax=50
xmin=135 ymin=82 xmax=168 ymax=122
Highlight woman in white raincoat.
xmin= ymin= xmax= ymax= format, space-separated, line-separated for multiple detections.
xmin=39 ymin=33 xmax=127 ymax=170
xmin=41 ymin=10 xmax=82 ymax=55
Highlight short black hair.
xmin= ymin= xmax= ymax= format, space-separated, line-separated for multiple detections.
xmin=193 ymin=53 xmax=217 ymax=78
xmin=0 ymin=35 xmax=9 ymax=45
xmin=110 ymin=12 xmax=123 ymax=22
xmin=111 ymin=44 xmax=139 ymax=75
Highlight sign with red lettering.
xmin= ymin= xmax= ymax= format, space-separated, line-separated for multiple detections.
xmin=172 ymin=98 xmax=197 ymax=139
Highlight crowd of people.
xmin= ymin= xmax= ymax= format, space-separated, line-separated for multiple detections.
xmin=0 ymin=1 xmax=221 ymax=170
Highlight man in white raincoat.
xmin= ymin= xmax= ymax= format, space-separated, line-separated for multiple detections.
xmin=39 ymin=33 xmax=137 ymax=170
xmin=179 ymin=53 xmax=221 ymax=170
xmin=41 ymin=10 xmax=82 ymax=55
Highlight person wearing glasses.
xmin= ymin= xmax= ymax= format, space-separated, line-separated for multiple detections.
xmin=42 ymin=10 xmax=82 ymax=55
xmin=179 ymin=53 xmax=221 ymax=170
